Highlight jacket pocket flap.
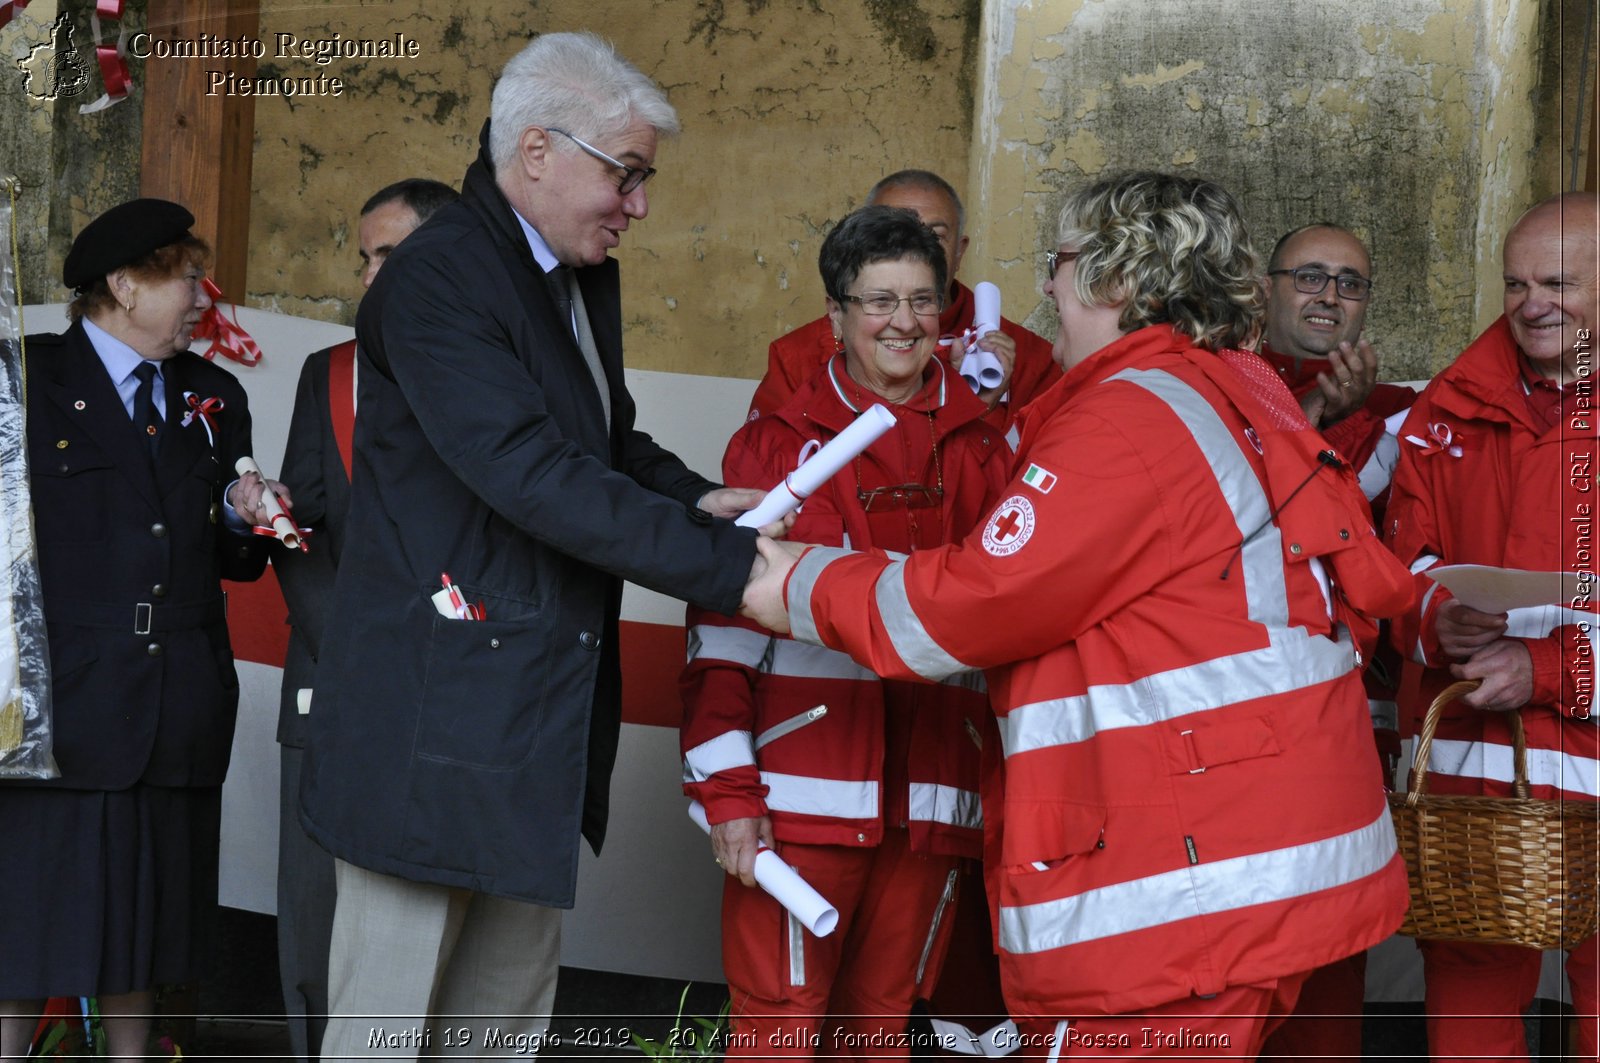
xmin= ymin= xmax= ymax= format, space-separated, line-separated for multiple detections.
xmin=1159 ymin=709 xmax=1280 ymax=775
xmin=1001 ymin=799 xmax=1105 ymax=870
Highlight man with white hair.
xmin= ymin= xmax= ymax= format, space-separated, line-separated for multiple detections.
xmin=1386 ymin=191 xmax=1600 ymax=1060
xmin=301 ymin=32 xmax=768 ymax=1059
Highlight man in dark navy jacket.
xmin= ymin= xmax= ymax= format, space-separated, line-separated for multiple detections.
xmin=300 ymin=33 xmax=767 ymax=1059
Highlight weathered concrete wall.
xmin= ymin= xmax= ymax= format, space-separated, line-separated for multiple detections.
xmin=2 ymin=0 xmax=145 ymax=308
xmin=244 ymin=0 xmax=981 ymax=378
xmin=973 ymin=0 xmax=1555 ymax=380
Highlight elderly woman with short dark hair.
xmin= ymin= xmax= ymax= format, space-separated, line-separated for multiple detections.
xmin=0 ymin=199 xmax=282 ymax=1061
xmin=682 ymin=204 xmax=1010 ymax=1058
xmin=744 ymin=172 xmax=1415 ymax=1056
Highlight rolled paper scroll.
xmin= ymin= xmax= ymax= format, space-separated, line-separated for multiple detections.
xmin=735 ymin=404 xmax=898 ymax=529
xmin=234 ymin=456 xmax=301 ymax=551
xmin=688 ymin=800 xmax=839 ymax=936
xmin=959 ymin=281 xmax=1005 ymax=393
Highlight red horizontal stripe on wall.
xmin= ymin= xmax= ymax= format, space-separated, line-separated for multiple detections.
xmin=620 ymin=620 xmax=687 ymax=729
xmin=224 ymin=566 xmax=291 ymax=668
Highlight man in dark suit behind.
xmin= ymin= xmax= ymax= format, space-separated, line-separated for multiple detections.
xmin=299 ymin=32 xmax=768 ymax=1059
xmin=272 ymin=177 xmax=456 ymax=1063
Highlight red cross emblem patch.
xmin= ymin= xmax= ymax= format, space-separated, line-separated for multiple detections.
xmin=982 ymin=494 xmax=1035 ymax=557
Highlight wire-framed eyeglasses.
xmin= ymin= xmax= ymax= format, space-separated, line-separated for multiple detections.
xmin=1267 ymin=267 xmax=1373 ymax=301
xmin=547 ymin=127 xmax=657 ymax=195
xmin=839 ymin=291 xmax=944 ymax=316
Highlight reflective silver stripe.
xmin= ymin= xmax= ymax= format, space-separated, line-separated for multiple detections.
xmin=788 ymin=912 xmax=806 ymax=986
xmin=875 ymin=560 xmax=977 ymax=681
xmin=916 ymin=869 xmax=959 ymax=984
xmin=1047 ymin=1020 xmax=1067 ymax=1062
xmin=999 ymin=627 xmax=1354 ymax=756
xmin=1413 ymin=580 xmax=1441 ymax=665
xmin=682 ymin=731 xmax=755 ymax=782
xmin=909 ymin=782 xmax=983 ymax=830
xmin=1409 ymin=553 xmax=1442 ymax=576
xmin=998 ymin=808 xmax=1397 ymax=954
xmin=1005 ymin=423 xmax=1021 ymax=452
xmin=754 ymin=705 xmax=828 ymax=750
xmin=1113 ymin=368 xmax=1288 ymax=626
xmin=761 ymin=771 xmax=878 ymax=818
xmin=941 ymin=668 xmax=988 ymax=694
xmin=788 ymin=545 xmax=854 ymax=647
xmin=1357 ymin=430 xmax=1400 ymax=501
xmin=1424 ymin=738 xmax=1600 ymax=797
xmin=687 ymin=624 xmax=768 ymax=667
xmin=768 ymin=640 xmax=874 ymax=681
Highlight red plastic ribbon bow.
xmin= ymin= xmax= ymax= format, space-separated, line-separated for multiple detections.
xmin=181 ymin=391 xmax=224 ymax=447
xmin=1404 ymin=421 xmax=1463 ymax=458
xmin=192 ymin=278 xmax=264 ymax=367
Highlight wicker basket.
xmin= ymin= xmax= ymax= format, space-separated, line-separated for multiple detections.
xmin=1387 ymin=680 xmax=1600 ymax=950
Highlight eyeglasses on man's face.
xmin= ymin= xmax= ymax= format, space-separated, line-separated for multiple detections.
xmin=841 ymin=291 xmax=944 ymax=316
xmin=547 ymin=127 xmax=657 ymax=195
xmin=1268 ymin=267 xmax=1373 ymax=301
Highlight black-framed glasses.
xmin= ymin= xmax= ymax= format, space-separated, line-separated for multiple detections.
xmin=1268 ymin=267 xmax=1373 ymax=300
xmin=1045 ymin=249 xmax=1082 ymax=278
xmin=547 ymin=127 xmax=657 ymax=195
xmin=857 ymin=483 xmax=944 ymax=512
xmin=840 ymin=291 xmax=944 ymax=316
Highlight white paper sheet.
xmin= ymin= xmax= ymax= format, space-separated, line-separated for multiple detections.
xmin=1426 ymin=564 xmax=1594 ymax=613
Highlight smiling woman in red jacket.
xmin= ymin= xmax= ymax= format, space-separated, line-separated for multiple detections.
xmin=742 ymin=172 xmax=1416 ymax=1058
xmin=682 ymin=205 xmax=1010 ymax=1059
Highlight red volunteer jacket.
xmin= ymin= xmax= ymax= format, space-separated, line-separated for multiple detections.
xmin=750 ymin=281 xmax=1060 ymax=437
xmin=1386 ymin=317 xmax=1598 ymax=801
xmin=1261 ymin=345 xmax=1417 ymax=504
xmin=780 ymin=325 xmax=1414 ymax=1017
xmin=682 ymin=358 xmax=1009 ymax=858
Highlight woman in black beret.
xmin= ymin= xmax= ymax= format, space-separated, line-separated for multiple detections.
xmin=0 ymin=199 xmax=287 ymax=1060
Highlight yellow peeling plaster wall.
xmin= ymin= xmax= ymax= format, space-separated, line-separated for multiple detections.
xmin=971 ymin=0 xmax=1553 ymax=381
xmin=245 ymin=0 xmax=982 ymax=381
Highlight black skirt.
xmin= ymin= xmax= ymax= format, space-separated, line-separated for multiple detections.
xmin=0 ymin=783 xmax=221 ymax=999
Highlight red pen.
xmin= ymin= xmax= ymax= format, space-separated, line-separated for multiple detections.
xmin=440 ymin=572 xmax=470 ymax=620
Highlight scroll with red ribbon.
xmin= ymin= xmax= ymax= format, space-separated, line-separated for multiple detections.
xmin=192 ymin=278 xmax=265 ymax=367
xmin=78 ymin=0 xmax=130 ymax=115
xmin=235 ymin=456 xmax=306 ymax=551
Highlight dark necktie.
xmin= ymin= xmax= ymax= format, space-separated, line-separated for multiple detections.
xmin=132 ymin=361 xmax=162 ymax=458
xmin=550 ymin=267 xmax=612 ymax=429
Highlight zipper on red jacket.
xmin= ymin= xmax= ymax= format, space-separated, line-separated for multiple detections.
xmin=755 ymin=705 xmax=828 ymax=750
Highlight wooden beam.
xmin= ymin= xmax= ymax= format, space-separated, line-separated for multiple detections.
xmin=139 ymin=0 xmax=258 ymax=299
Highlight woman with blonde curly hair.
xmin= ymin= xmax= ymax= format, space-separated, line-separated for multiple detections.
xmin=742 ymin=171 xmax=1415 ymax=1056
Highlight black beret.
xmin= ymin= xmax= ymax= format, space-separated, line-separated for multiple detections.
xmin=62 ymin=198 xmax=196 ymax=291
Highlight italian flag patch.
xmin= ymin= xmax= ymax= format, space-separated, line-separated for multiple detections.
xmin=1021 ymin=463 xmax=1057 ymax=494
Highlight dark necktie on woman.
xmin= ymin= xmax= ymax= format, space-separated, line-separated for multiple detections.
xmin=132 ymin=361 xmax=162 ymax=458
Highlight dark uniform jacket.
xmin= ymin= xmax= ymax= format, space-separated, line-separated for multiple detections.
xmin=273 ymin=343 xmax=354 ymax=749
xmin=17 ymin=321 xmax=268 ymax=790
xmin=299 ymin=122 xmax=757 ymax=906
